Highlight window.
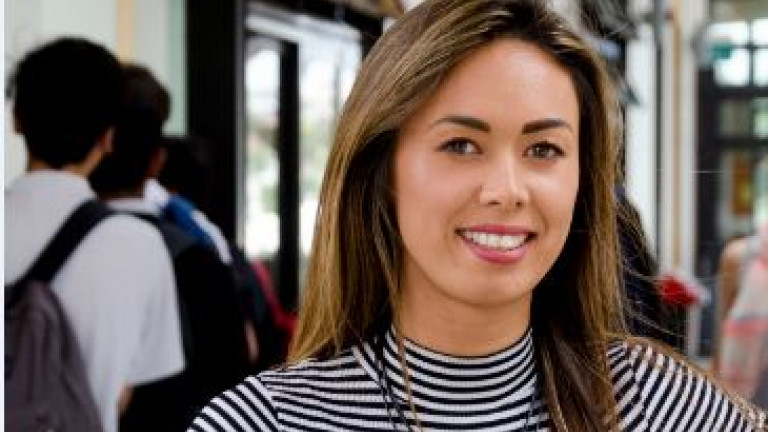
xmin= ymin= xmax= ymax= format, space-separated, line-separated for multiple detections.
xmin=709 ymin=19 xmax=768 ymax=87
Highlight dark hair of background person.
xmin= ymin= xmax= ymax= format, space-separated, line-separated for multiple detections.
xmin=158 ymin=135 xmax=213 ymax=210
xmin=121 ymin=63 xmax=171 ymax=125
xmin=89 ymin=64 xmax=168 ymax=195
xmin=88 ymin=100 xmax=163 ymax=196
xmin=8 ymin=37 xmax=123 ymax=168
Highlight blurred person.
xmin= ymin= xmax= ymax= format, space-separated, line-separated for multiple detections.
xmin=719 ymin=223 xmax=768 ymax=407
xmin=5 ymin=38 xmax=183 ymax=432
xmin=95 ymin=62 xmax=228 ymax=265
xmin=189 ymin=0 xmax=766 ymax=430
xmin=156 ymin=135 xmax=213 ymax=213
xmin=144 ymin=178 xmax=232 ymax=264
xmin=111 ymin=62 xmax=231 ymax=264
xmin=717 ymin=154 xmax=768 ymax=407
xmin=89 ymin=64 xmax=250 ymax=431
xmin=144 ymin=135 xmax=231 ymax=264
xmin=158 ymin=134 xmax=294 ymax=371
xmin=111 ymin=61 xmax=276 ymax=372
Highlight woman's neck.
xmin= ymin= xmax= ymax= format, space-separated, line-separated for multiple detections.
xmin=397 ymin=291 xmax=532 ymax=356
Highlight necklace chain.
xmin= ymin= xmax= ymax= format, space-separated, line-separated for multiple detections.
xmin=374 ymin=332 xmax=540 ymax=431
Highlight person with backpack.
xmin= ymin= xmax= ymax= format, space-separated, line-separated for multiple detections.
xmin=111 ymin=63 xmax=283 ymax=376
xmin=155 ymin=134 xmax=295 ymax=372
xmin=5 ymin=38 xmax=184 ymax=432
xmin=89 ymin=63 xmax=251 ymax=431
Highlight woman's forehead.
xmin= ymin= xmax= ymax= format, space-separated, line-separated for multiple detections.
xmin=399 ymin=39 xmax=580 ymax=139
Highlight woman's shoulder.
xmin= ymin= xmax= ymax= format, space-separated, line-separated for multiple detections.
xmin=258 ymin=348 xmax=366 ymax=387
xmin=187 ymin=374 xmax=280 ymax=432
xmin=606 ymin=339 xmax=767 ymax=431
xmin=187 ymin=349 xmax=365 ymax=432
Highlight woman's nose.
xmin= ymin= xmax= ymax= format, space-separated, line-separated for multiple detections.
xmin=478 ymin=158 xmax=529 ymax=210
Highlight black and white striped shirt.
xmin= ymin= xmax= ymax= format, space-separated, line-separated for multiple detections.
xmin=188 ymin=329 xmax=766 ymax=431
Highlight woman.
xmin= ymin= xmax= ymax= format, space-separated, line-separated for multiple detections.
xmin=189 ymin=0 xmax=766 ymax=430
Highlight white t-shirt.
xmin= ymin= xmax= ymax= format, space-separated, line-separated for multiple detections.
xmin=5 ymin=170 xmax=185 ymax=432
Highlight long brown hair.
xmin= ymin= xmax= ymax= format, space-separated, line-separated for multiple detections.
xmin=290 ymin=0 xmax=624 ymax=430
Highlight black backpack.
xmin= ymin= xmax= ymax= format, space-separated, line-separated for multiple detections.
xmin=119 ymin=213 xmax=250 ymax=432
xmin=5 ymin=200 xmax=112 ymax=432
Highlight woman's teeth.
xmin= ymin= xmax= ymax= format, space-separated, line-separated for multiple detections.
xmin=461 ymin=231 xmax=527 ymax=250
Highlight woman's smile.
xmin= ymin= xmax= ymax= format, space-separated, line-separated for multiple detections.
xmin=457 ymin=226 xmax=533 ymax=264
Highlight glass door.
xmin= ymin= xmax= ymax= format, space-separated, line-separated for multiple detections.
xmin=243 ymin=6 xmax=361 ymax=311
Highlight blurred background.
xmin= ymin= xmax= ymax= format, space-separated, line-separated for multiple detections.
xmin=5 ymin=0 xmax=768 ymax=364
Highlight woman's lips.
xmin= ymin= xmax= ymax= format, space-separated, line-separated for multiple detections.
xmin=457 ymin=227 xmax=533 ymax=264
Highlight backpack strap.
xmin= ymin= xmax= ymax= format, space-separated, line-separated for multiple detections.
xmin=127 ymin=212 xmax=197 ymax=257
xmin=7 ymin=199 xmax=113 ymax=307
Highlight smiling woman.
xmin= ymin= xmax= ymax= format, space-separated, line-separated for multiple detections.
xmin=188 ymin=0 xmax=768 ymax=431
xmin=394 ymin=39 xmax=580 ymax=356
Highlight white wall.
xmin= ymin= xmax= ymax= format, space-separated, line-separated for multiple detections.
xmin=132 ymin=0 xmax=186 ymax=135
xmin=626 ymin=20 xmax=658 ymax=252
xmin=4 ymin=0 xmax=186 ymax=186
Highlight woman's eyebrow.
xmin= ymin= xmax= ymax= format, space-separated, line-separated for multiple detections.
xmin=430 ymin=115 xmax=491 ymax=132
xmin=429 ymin=116 xmax=574 ymax=135
xmin=522 ymin=118 xmax=573 ymax=134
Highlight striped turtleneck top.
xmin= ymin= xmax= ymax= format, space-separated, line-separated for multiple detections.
xmin=188 ymin=329 xmax=766 ymax=431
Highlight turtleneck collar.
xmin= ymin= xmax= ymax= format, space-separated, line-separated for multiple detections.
xmin=354 ymin=326 xmax=539 ymax=412
xmin=391 ymin=326 xmax=535 ymax=376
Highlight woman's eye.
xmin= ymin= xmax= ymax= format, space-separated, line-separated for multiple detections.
xmin=439 ymin=139 xmax=479 ymax=155
xmin=526 ymin=142 xmax=564 ymax=159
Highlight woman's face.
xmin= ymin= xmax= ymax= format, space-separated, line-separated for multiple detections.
xmin=394 ymin=39 xmax=580 ymax=326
